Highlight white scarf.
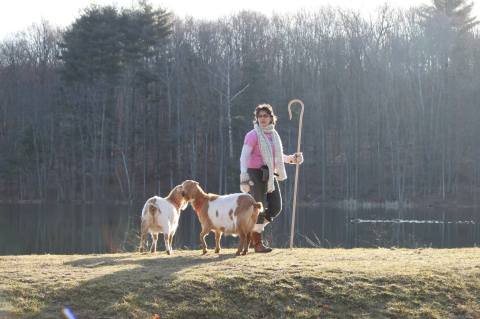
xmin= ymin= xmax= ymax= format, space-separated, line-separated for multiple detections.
xmin=254 ymin=123 xmax=287 ymax=193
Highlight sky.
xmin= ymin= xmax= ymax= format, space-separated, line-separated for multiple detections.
xmin=1 ymin=0 xmax=479 ymax=40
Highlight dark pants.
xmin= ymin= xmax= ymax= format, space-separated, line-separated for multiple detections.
xmin=247 ymin=168 xmax=282 ymax=224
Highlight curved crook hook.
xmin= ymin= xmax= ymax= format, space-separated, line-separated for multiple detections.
xmin=287 ymin=99 xmax=305 ymax=155
xmin=288 ymin=99 xmax=304 ymax=121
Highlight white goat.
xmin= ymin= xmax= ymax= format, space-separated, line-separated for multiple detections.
xmin=139 ymin=185 xmax=188 ymax=255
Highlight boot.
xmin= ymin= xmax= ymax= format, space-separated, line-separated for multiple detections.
xmin=251 ymin=232 xmax=272 ymax=253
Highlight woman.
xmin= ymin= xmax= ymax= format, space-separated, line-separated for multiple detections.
xmin=239 ymin=104 xmax=303 ymax=253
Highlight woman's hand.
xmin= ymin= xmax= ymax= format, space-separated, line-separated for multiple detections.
xmin=287 ymin=152 xmax=304 ymax=164
xmin=240 ymin=172 xmax=251 ymax=193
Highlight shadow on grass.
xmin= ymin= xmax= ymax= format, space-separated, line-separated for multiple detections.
xmin=34 ymin=252 xmax=237 ymax=319
xmin=0 ymin=310 xmax=20 ymax=319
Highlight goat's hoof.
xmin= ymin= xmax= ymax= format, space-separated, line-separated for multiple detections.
xmin=202 ymin=250 xmax=208 ymax=255
xmin=214 ymin=249 xmax=220 ymax=254
xmin=166 ymin=250 xmax=171 ymax=255
xmin=241 ymin=251 xmax=247 ymax=255
xmin=235 ymin=251 xmax=241 ymax=256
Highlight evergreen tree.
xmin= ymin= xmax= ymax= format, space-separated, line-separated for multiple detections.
xmin=420 ymin=0 xmax=478 ymax=34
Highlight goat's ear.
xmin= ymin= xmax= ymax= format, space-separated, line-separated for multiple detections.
xmin=194 ymin=181 xmax=199 ymax=185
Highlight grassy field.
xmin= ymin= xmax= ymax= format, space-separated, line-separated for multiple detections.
xmin=0 ymin=248 xmax=479 ymax=318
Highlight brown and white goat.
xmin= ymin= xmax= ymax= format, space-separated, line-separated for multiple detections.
xmin=139 ymin=185 xmax=188 ymax=254
xmin=181 ymin=180 xmax=263 ymax=256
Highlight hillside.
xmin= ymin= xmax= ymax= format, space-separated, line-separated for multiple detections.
xmin=1 ymin=248 xmax=479 ymax=318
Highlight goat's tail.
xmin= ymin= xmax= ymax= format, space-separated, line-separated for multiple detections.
xmin=252 ymin=202 xmax=263 ymax=228
xmin=250 ymin=202 xmax=263 ymax=227
xmin=253 ymin=202 xmax=263 ymax=212
xmin=147 ymin=198 xmax=157 ymax=216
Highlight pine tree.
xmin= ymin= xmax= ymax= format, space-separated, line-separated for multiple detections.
xmin=420 ymin=0 xmax=478 ymax=33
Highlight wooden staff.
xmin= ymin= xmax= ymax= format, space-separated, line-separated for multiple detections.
xmin=288 ymin=99 xmax=304 ymax=249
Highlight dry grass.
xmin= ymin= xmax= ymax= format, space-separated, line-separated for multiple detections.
xmin=0 ymin=248 xmax=479 ymax=318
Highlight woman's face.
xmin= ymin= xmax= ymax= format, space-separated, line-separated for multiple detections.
xmin=257 ymin=111 xmax=272 ymax=128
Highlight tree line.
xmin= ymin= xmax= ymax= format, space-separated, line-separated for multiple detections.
xmin=0 ymin=1 xmax=479 ymax=207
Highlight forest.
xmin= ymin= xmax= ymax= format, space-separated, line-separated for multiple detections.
xmin=0 ymin=0 xmax=479 ymax=207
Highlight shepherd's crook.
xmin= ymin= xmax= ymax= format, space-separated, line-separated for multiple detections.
xmin=288 ymin=99 xmax=304 ymax=249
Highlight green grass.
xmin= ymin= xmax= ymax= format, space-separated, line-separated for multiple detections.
xmin=1 ymin=248 xmax=479 ymax=318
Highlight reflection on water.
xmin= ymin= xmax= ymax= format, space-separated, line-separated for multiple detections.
xmin=350 ymin=219 xmax=476 ymax=224
xmin=0 ymin=203 xmax=479 ymax=254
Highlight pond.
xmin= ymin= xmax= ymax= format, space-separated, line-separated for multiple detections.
xmin=0 ymin=203 xmax=478 ymax=254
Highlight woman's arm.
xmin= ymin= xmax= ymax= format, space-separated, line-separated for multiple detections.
xmin=283 ymin=154 xmax=293 ymax=163
xmin=241 ymin=130 xmax=256 ymax=176
xmin=239 ymin=144 xmax=253 ymax=192
xmin=240 ymin=144 xmax=253 ymax=175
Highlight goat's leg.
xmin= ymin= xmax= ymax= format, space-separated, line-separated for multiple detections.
xmin=164 ymin=233 xmax=171 ymax=255
xmin=214 ymin=230 xmax=223 ymax=254
xmin=200 ymin=227 xmax=210 ymax=255
xmin=242 ymin=232 xmax=251 ymax=255
xmin=168 ymin=232 xmax=175 ymax=254
xmin=151 ymin=233 xmax=158 ymax=253
xmin=139 ymin=221 xmax=148 ymax=253
xmin=236 ymin=234 xmax=245 ymax=256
